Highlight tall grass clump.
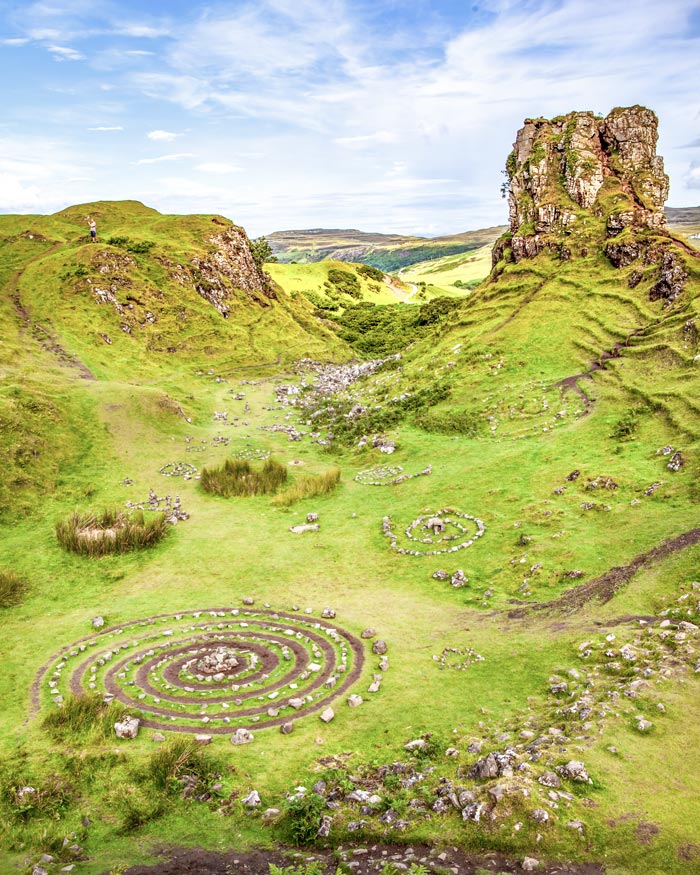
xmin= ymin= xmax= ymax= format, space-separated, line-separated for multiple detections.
xmin=200 ymin=458 xmax=287 ymax=497
xmin=55 ymin=509 xmax=168 ymax=555
xmin=42 ymin=692 xmax=127 ymax=742
xmin=272 ymin=468 xmax=341 ymax=507
xmin=0 ymin=569 xmax=27 ymax=608
xmin=141 ymin=738 xmax=218 ymax=793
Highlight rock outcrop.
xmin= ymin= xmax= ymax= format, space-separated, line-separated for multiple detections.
xmin=493 ymin=106 xmax=670 ymax=266
xmin=191 ymin=225 xmax=274 ymax=317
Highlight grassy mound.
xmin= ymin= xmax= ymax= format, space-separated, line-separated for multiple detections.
xmin=55 ymin=509 xmax=168 ymax=555
xmin=200 ymin=458 xmax=287 ymax=497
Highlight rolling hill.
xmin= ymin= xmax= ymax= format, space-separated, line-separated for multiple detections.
xmin=1 ymin=108 xmax=700 ymax=875
xmin=266 ymin=225 xmax=507 ymax=270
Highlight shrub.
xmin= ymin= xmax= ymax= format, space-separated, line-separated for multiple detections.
xmin=283 ymin=792 xmax=326 ymax=845
xmin=55 ymin=509 xmax=168 ymax=556
xmin=326 ymin=268 xmax=361 ymax=298
xmin=0 ymin=569 xmax=27 ymax=608
xmin=357 ymin=264 xmax=384 ymax=282
xmin=42 ymin=692 xmax=127 ymax=742
xmin=106 ymin=236 xmax=155 ymax=254
xmin=610 ymin=406 xmax=648 ymax=441
xmin=200 ymin=458 xmax=288 ymax=497
xmin=272 ymin=468 xmax=341 ymax=507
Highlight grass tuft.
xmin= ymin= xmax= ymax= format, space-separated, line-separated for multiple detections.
xmin=272 ymin=468 xmax=341 ymax=506
xmin=200 ymin=458 xmax=288 ymax=497
xmin=42 ymin=692 xmax=127 ymax=742
xmin=55 ymin=508 xmax=168 ymax=555
xmin=0 ymin=569 xmax=28 ymax=608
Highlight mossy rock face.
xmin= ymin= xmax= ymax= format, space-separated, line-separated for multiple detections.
xmin=498 ymin=106 xmax=670 ymax=269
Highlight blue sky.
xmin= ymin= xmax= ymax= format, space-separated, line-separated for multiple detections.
xmin=1 ymin=0 xmax=699 ymax=236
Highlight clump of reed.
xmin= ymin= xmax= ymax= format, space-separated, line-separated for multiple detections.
xmin=272 ymin=468 xmax=341 ymax=507
xmin=200 ymin=458 xmax=287 ymax=497
xmin=0 ymin=569 xmax=28 ymax=608
xmin=42 ymin=692 xmax=127 ymax=742
xmin=55 ymin=508 xmax=168 ymax=555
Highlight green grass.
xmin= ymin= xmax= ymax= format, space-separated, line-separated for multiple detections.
xmin=1 ymin=199 xmax=700 ymax=874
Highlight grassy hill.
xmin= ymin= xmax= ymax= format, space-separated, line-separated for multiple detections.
xmin=1 ymin=185 xmax=700 ymax=875
xmin=266 ymin=225 xmax=506 ymax=270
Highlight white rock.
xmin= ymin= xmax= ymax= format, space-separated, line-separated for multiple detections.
xmin=114 ymin=716 xmax=140 ymax=739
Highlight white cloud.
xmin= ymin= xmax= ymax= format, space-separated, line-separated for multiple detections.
xmin=88 ymin=125 xmax=124 ymax=131
xmin=195 ymin=162 xmax=244 ymax=174
xmin=47 ymin=43 xmax=84 ymax=60
xmin=334 ymin=131 xmax=397 ymax=149
xmin=147 ymin=130 xmax=179 ymax=142
xmin=134 ymin=152 xmax=195 ymax=165
xmin=686 ymin=162 xmax=700 ymax=190
xmin=1 ymin=37 xmax=30 ymax=45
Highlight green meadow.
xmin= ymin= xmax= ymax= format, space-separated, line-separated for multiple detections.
xmin=0 ymin=201 xmax=699 ymax=875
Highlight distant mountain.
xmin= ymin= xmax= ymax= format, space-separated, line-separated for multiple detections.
xmin=665 ymin=205 xmax=700 ymax=225
xmin=266 ymin=226 xmax=507 ymax=272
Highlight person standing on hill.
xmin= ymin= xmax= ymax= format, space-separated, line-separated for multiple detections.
xmin=86 ymin=216 xmax=97 ymax=243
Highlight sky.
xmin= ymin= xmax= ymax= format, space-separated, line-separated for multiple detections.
xmin=1 ymin=0 xmax=699 ymax=237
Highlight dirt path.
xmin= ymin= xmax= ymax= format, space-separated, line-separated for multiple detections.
xmin=7 ymin=240 xmax=95 ymax=380
xmin=508 ymin=527 xmax=700 ymax=618
xmin=555 ymin=324 xmax=653 ymax=412
xmin=118 ymin=843 xmax=604 ymax=875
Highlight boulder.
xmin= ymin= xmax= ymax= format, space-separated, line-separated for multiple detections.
xmin=114 ymin=716 xmax=140 ymax=740
xmin=347 ymin=694 xmax=363 ymax=708
xmin=280 ymin=721 xmax=294 ymax=735
xmin=372 ymin=639 xmax=388 ymax=655
xmin=320 ymin=707 xmax=335 ymax=723
xmin=231 ymin=728 xmax=254 ymax=745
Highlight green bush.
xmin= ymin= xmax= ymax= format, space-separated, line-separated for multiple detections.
xmin=357 ymin=264 xmax=384 ymax=282
xmin=326 ymin=268 xmax=361 ymax=298
xmin=283 ymin=792 xmax=326 ymax=845
xmin=0 ymin=569 xmax=27 ymax=608
xmin=272 ymin=468 xmax=341 ymax=507
xmin=55 ymin=509 xmax=168 ymax=556
xmin=200 ymin=458 xmax=288 ymax=497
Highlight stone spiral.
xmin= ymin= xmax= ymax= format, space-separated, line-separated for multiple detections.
xmin=36 ymin=607 xmax=365 ymax=734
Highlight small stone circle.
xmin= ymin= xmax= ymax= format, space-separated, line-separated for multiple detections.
xmin=159 ymin=462 xmax=198 ymax=478
xmin=354 ymin=464 xmax=432 ymax=486
xmin=231 ymin=447 xmax=270 ymax=461
xmin=382 ymin=508 xmax=485 ymax=556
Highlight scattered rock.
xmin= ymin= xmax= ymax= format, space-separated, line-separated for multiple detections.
xmin=231 ymin=728 xmax=254 ymax=745
xmin=241 ymin=789 xmax=261 ymax=807
xmin=372 ymin=639 xmax=388 ymax=655
xmin=347 ymin=694 xmax=363 ymax=708
xmin=320 ymin=707 xmax=335 ymax=723
xmin=280 ymin=722 xmax=294 ymax=735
